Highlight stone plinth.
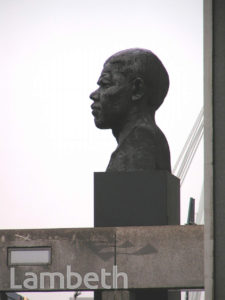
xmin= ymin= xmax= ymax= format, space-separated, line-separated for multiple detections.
xmin=94 ymin=171 xmax=180 ymax=227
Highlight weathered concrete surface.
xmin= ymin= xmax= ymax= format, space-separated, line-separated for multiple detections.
xmin=204 ymin=0 xmax=213 ymax=299
xmin=204 ymin=0 xmax=225 ymax=299
xmin=0 ymin=226 xmax=203 ymax=291
xmin=211 ymin=0 xmax=225 ymax=299
xmin=0 ymin=227 xmax=115 ymax=291
xmin=116 ymin=226 xmax=203 ymax=289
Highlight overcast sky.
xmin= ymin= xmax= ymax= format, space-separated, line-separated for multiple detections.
xmin=0 ymin=1 xmax=203 ymax=299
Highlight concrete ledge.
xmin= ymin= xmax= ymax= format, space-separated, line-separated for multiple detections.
xmin=116 ymin=225 xmax=203 ymax=289
xmin=0 ymin=226 xmax=203 ymax=291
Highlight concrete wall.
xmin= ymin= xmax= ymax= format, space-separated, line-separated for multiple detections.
xmin=212 ymin=0 xmax=225 ymax=299
xmin=0 ymin=226 xmax=203 ymax=292
xmin=204 ymin=0 xmax=225 ymax=298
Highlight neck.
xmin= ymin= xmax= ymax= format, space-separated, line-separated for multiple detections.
xmin=112 ymin=106 xmax=156 ymax=146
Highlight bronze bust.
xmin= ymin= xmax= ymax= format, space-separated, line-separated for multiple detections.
xmin=90 ymin=48 xmax=171 ymax=173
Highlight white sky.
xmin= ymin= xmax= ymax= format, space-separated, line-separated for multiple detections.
xmin=0 ymin=0 xmax=203 ymax=299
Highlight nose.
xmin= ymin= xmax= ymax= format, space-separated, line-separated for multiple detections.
xmin=89 ymin=89 xmax=99 ymax=101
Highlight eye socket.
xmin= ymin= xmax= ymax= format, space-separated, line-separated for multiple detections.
xmin=102 ymin=83 xmax=110 ymax=88
xmin=98 ymin=80 xmax=111 ymax=88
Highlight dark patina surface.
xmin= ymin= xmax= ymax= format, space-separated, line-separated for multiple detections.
xmin=90 ymin=48 xmax=171 ymax=172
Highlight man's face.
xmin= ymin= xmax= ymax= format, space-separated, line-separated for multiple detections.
xmin=90 ymin=62 xmax=132 ymax=129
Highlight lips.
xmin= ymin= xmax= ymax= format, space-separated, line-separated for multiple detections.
xmin=91 ymin=104 xmax=101 ymax=118
xmin=92 ymin=109 xmax=100 ymax=117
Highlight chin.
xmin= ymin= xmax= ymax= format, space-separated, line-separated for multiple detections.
xmin=94 ymin=119 xmax=110 ymax=129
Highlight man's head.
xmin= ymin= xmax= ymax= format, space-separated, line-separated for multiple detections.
xmin=90 ymin=48 xmax=169 ymax=129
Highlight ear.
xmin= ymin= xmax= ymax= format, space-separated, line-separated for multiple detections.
xmin=131 ymin=77 xmax=145 ymax=101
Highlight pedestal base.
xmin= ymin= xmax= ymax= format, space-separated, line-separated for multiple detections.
xmin=94 ymin=171 xmax=180 ymax=227
xmin=94 ymin=171 xmax=180 ymax=300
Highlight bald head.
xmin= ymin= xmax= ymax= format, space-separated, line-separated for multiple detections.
xmin=104 ymin=48 xmax=169 ymax=110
